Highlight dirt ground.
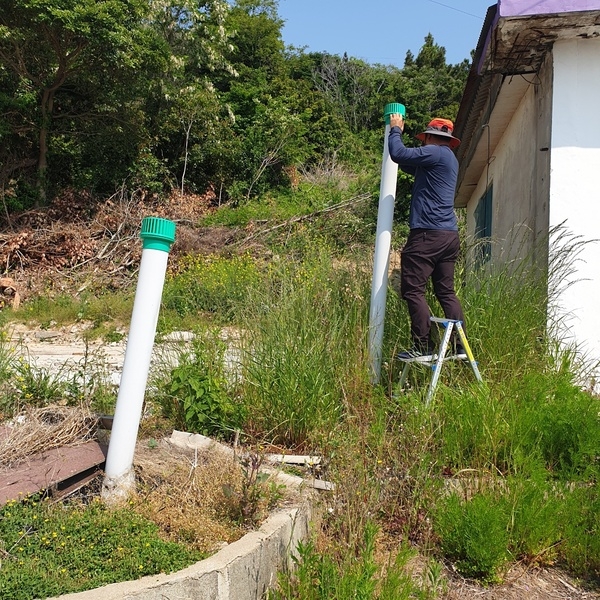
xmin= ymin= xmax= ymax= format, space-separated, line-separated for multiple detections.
xmin=443 ymin=564 xmax=599 ymax=599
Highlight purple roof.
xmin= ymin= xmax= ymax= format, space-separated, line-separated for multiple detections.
xmin=499 ymin=0 xmax=600 ymax=16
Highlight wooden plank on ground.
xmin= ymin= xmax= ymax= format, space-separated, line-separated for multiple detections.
xmin=0 ymin=440 xmax=107 ymax=505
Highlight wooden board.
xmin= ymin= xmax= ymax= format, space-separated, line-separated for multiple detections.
xmin=0 ymin=440 xmax=107 ymax=505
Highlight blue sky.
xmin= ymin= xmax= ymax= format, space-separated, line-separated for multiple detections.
xmin=277 ymin=0 xmax=496 ymax=67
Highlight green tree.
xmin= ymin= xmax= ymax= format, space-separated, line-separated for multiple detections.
xmin=218 ymin=0 xmax=313 ymax=201
xmin=0 ymin=67 xmax=38 ymax=214
xmin=399 ymin=34 xmax=469 ymax=131
xmin=146 ymin=0 xmax=234 ymax=194
xmin=0 ymin=0 xmax=150 ymax=204
xmin=225 ymin=0 xmax=284 ymax=74
xmin=312 ymin=53 xmax=376 ymax=133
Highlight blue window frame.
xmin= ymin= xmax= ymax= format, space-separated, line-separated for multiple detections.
xmin=474 ymin=184 xmax=492 ymax=265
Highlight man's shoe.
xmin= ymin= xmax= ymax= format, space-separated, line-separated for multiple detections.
xmin=397 ymin=346 xmax=437 ymax=362
xmin=453 ymin=344 xmax=468 ymax=360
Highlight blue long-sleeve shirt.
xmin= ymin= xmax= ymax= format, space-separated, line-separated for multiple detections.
xmin=388 ymin=125 xmax=458 ymax=231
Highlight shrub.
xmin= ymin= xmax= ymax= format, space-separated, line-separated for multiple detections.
xmin=505 ymin=472 xmax=562 ymax=564
xmin=435 ymin=491 xmax=510 ymax=583
xmin=524 ymin=372 xmax=600 ymax=478
xmin=560 ymin=484 xmax=600 ymax=579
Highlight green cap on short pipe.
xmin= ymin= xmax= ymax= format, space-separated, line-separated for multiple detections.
xmin=383 ymin=102 xmax=406 ymax=125
xmin=140 ymin=216 xmax=176 ymax=252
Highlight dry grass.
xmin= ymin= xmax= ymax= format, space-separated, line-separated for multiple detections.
xmin=132 ymin=439 xmax=248 ymax=554
xmin=0 ymin=403 xmax=296 ymax=558
xmin=0 ymin=405 xmax=98 ymax=467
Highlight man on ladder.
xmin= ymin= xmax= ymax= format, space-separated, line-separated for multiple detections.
xmin=388 ymin=113 xmax=467 ymax=362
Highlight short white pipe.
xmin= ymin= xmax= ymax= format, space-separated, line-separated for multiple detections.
xmin=102 ymin=218 xmax=175 ymax=503
xmin=368 ymin=103 xmax=404 ymax=383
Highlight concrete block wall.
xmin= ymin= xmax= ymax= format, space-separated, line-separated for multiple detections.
xmin=51 ymin=499 xmax=312 ymax=600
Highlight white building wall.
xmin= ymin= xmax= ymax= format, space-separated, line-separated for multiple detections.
xmin=466 ymin=83 xmax=539 ymax=263
xmin=550 ymin=38 xmax=600 ymax=365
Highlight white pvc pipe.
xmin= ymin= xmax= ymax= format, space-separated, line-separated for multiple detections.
xmin=368 ymin=113 xmax=400 ymax=383
xmin=102 ymin=238 xmax=172 ymax=503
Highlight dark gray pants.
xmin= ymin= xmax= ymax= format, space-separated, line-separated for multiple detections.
xmin=400 ymin=228 xmax=465 ymax=348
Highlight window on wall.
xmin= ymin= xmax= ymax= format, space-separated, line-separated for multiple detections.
xmin=474 ymin=184 xmax=492 ymax=265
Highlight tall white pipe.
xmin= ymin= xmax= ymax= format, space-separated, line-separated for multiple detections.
xmin=368 ymin=103 xmax=405 ymax=383
xmin=102 ymin=217 xmax=176 ymax=504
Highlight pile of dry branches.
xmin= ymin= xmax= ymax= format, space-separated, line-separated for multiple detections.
xmin=0 ymin=189 xmax=144 ymax=274
xmin=0 ymin=187 xmax=217 ymax=300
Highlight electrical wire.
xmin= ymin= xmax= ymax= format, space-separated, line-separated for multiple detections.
xmin=423 ymin=0 xmax=484 ymax=20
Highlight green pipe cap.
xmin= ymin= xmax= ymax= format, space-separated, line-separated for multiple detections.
xmin=140 ymin=216 xmax=176 ymax=252
xmin=383 ymin=102 xmax=406 ymax=124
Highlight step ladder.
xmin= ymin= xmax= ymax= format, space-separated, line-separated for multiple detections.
xmin=397 ymin=317 xmax=482 ymax=405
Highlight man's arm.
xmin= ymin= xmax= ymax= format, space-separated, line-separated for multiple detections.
xmin=388 ymin=113 xmax=438 ymax=170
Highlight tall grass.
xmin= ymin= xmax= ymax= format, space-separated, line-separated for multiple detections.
xmin=257 ymin=224 xmax=600 ymax=592
xmin=237 ymin=249 xmax=371 ymax=448
xmin=422 ymin=227 xmax=600 ymax=582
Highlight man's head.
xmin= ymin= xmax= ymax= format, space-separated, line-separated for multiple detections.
xmin=416 ymin=118 xmax=460 ymax=149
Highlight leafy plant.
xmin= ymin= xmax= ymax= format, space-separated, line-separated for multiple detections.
xmin=167 ymin=364 xmax=234 ymax=436
xmin=157 ymin=329 xmax=242 ymax=438
xmin=223 ymin=451 xmax=285 ymax=526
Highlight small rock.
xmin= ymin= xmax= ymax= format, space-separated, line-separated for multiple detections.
xmin=163 ymin=331 xmax=195 ymax=342
xmin=34 ymin=331 xmax=62 ymax=340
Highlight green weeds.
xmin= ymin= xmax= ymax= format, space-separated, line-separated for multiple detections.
xmin=0 ymin=349 xmax=119 ymax=418
xmin=0 ymin=495 xmax=202 ymax=600
xmin=269 ymin=522 xmax=432 ymax=600
xmin=435 ymin=491 xmax=511 ymax=584
xmin=13 ymin=292 xmax=133 ymax=334
xmin=408 ymin=230 xmax=600 ymax=583
xmin=432 ymin=470 xmax=596 ymax=583
xmin=161 ymin=253 xmax=262 ymax=323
